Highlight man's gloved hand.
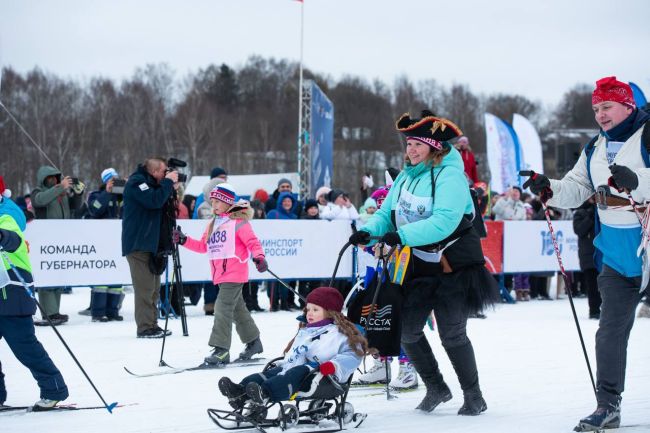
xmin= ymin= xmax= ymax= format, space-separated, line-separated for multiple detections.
xmin=349 ymin=230 xmax=370 ymax=246
xmin=520 ymin=170 xmax=553 ymax=203
xmin=253 ymin=256 xmax=268 ymax=273
xmin=172 ymin=228 xmax=187 ymax=245
xmin=319 ymin=361 xmax=336 ymax=376
xmin=380 ymin=231 xmax=401 ymax=247
xmin=609 ymin=164 xmax=639 ymax=192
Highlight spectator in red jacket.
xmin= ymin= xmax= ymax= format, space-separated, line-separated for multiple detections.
xmin=455 ymin=136 xmax=479 ymax=185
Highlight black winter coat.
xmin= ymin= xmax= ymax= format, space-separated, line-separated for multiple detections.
xmin=572 ymin=202 xmax=596 ymax=271
xmin=121 ymin=165 xmax=174 ymax=256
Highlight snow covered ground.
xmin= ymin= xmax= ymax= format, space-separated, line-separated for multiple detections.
xmin=2 ymin=287 xmax=649 ymax=433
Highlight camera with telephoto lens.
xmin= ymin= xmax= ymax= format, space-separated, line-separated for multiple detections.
xmin=166 ymin=157 xmax=188 ymax=183
xmin=70 ymin=177 xmax=80 ymax=185
xmin=111 ymin=178 xmax=127 ymax=195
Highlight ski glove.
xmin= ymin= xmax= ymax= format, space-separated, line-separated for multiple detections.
xmin=609 ymin=164 xmax=639 ymax=192
xmin=520 ymin=170 xmax=553 ymax=203
xmin=253 ymin=257 xmax=268 ymax=273
xmin=381 ymin=231 xmax=401 ymax=247
xmin=172 ymin=228 xmax=187 ymax=245
xmin=349 ymin=230 xmax=371 ymax=246
xmin=319 ymin=361 xmax=336 ymax=376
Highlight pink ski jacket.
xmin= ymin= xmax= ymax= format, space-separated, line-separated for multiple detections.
xmin=183 ymin=205 xmax=265 ymax=284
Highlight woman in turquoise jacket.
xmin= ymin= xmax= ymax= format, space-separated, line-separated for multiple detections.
xmin=349 ymin=111 xmax=498 ymax=416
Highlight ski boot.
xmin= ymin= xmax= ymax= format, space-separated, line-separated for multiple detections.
xmin=416 ymin=379 xmax=452 ymax=412
xmin=389 ymin=362 xmax=418 ymax=390
xmin=32 ymin=399 xmax=60 ymax=411
xmin=218 ymin=377 xmax=248 ymax=410
xmin=205 ymin=347 xmax=230 ymax=365
xmin=238 ymin=337 xmax=263 ymax=361
xmin=356 ymin=357 xmax=390 ymax=384
xmin=458 ymin=389 xmax=487 ymax=415
xmin=574 ymin=404 xmax=621 ymax=431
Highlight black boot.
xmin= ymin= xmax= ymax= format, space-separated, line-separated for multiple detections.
xmin=444 ymin=342 xmax=487 ymax=416
xmin=246 ymin=382 xmax=270 ymax=406
xmin=218 ymin=377 xmax=247 ymax=409
xmin=402 ymin=337 xmax=452 ymax=412
xmin=458 ymin=389 xmax=487 ymax=416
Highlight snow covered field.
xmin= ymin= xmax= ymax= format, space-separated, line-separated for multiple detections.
xmin=2 ymin=288 xmax=649 ymax=433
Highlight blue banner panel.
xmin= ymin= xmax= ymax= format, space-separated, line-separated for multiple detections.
xmin=309 ymin=81 xmax=334 ymax=195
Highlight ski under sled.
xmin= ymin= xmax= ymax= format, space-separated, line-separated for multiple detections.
xmin=207 ymin=399 xmax=366 ymax=433
xmin=124 ymin=358 xmax=267 ymax=378
xmin=0 ymin=402 xmax=136 ymax=413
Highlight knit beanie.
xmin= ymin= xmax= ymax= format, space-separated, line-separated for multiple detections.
xmin=277 ymin=178 xmax=292 ymax=188
xmin=0 ymin=176 xmax=11 ymax=199
xmin=210 ymin=167 xmax=228 ymax=179
xmin=315 ymin=186 xmax=331 ymax=200
xmin=210 ymin=183 xmax=236 ymax=205
xmin=306 ymin=287 xmax=344 ymax=312
xmin=101 ymin=168 xmax=118 ymax=184
xmin=304 ymin=199 xmax=319 ymax=210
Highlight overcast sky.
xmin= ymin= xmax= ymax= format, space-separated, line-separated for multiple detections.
xmin=1 ymin=0 xmax=649 ymax=106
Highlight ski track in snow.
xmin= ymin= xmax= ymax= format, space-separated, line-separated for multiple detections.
xmin=1 ymin=288 xmax=649 ymax=433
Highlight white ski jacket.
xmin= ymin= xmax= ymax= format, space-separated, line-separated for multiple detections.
xmin=548 ymin=124 xmax=650 ymax=277
xmin=281 ymin=322 xmax=362 ymax=383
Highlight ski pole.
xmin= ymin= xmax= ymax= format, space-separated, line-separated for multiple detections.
xmin=265 ymin=268 xmax=307 ymax=303
xmin=0 ymin=249 xmax=118 ymax=413
xmin=539 ymin=202 xmax=598 ymax=399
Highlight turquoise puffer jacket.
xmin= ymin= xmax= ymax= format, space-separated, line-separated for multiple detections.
xmin=362 ymin=146 xmax=473 ymax=247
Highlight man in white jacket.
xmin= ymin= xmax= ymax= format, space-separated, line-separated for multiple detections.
xmin=522 ymin=76 xmax=650 ymax=432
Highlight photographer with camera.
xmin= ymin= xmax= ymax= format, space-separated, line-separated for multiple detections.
xmin=31 ymin=165 xmax=86 ymax=326
xmin=122 ymin=158 xmax=178 ymax=338
xmin=83 ymin=168 xmax=125 ymax=322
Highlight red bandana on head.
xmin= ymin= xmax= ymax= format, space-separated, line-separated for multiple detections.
xmin=592 ymin=76 xmax=636 ymax=108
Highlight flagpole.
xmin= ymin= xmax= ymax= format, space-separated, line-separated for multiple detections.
xmin=297 ymin=0 xmax=304 ymax=198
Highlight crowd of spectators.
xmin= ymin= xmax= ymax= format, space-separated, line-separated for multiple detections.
xmin=2 ymin=139 xmax=648 ymax=333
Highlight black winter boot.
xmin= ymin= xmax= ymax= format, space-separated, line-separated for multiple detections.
xmin=218 ymin=377 xmax=247 ymax=409
xmin=458 ymin=389 xmax=487 ymax=415
xmin=402 ymin=337 xmax=452 ymax=412
xmin=416 ymin=379 xmax=452 ymax=412
xmin=445 ymin=341 xmax=487 ymax=415
xmin=246 ymin=382 xmax=270 ymax=406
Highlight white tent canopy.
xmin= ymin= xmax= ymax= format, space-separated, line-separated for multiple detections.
xmin=184 ymin=172 xmax=300 ymax=198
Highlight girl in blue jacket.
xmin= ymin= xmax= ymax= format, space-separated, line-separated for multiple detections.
xmin=349 ymin=111 xmax=499 ymax=416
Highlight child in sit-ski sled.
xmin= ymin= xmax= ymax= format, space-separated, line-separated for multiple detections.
xmin=218 ymin=286 xmax=370 ymax=407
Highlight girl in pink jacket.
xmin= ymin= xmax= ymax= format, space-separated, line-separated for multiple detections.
xmin=174 ymin=184 xmax=267 ymax=365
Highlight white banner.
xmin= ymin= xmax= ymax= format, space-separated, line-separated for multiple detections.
xmin=503 ymin=220 xmax=579 ymax=273
xmin=485 ymin=113 xmax=520 ymax=194
xmin=513 ymin=113 xmax=544 ymax=175
xmin=25 ymin=220 xmax=354 ymax=287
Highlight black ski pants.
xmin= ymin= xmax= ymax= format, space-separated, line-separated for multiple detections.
xmin=595 ymin=265 xmax=646 ymax=407
xmin=400 ymin=276 xmax=481 ymax=393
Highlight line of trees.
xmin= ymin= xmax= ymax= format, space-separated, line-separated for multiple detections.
xmin=0 ymin=56 xmax=594 ymax=204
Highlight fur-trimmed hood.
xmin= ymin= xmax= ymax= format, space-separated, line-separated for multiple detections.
xmin=227 ymin=200 xmax=254 ymax=221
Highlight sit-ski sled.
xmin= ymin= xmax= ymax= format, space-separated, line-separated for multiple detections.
xmin=207 ymin=357 xmax=367 ymax=433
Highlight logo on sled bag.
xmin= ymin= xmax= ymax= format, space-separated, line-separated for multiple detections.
xmin=360 ymin=304 xmax=392 ymax=329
